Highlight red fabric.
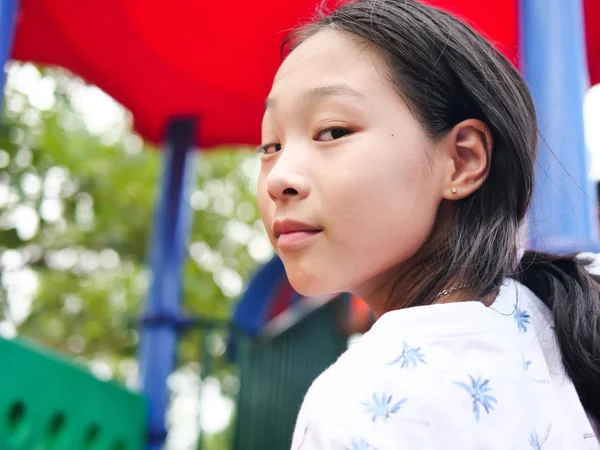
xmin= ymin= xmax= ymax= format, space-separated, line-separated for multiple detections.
xmin=585 ymin=0 xmax=600 ymax=86
xmin=267 ymin=279 xmax=296 ymax=321
xmin=422 ymin=0 xmax=519 ymax=67
xmin=10 ymin=0 xmax=599 ymax=149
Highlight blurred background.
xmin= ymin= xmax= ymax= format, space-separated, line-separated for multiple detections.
xmin=0 ymin=63 xmax=263 ymax=449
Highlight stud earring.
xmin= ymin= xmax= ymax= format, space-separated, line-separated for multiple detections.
xmin=451 ymin=187 xmax=458 ymax=194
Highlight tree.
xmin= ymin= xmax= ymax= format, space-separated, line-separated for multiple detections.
xmin=0 ymin=63 xmax=272 ymax=449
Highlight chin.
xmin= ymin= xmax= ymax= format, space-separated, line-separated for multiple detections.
xmin=285 ymin=268 xmax=344 ymax=298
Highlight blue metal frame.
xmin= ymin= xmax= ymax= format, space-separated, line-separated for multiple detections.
xmin=0 ymin=0 xmax=20 ymax=116
xmin=139 ymin=118 xmax=197 ymax=450
xmin=521 ymin=0 xmax=599 ymax=253
xmin=231 ymin=255 xmax=286 ymax=335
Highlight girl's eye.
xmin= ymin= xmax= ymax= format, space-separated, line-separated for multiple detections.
xmin=258 ymin=143 xmax=282 ymax=155
xmin=316 ymin=127 xmax=351 ymax=142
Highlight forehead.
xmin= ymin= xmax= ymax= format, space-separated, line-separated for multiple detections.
xmin=269 ymin=29 xmax=390 ymax=104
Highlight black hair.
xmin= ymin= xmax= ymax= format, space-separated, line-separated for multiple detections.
xmin=285 ymin=0 xmax=600 ymax=421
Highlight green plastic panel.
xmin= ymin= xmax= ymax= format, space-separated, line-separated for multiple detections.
xmin=232 ymin=299 xmax=348 ymax=450
xmin=0 ymin=337 xmax=146 ymax=450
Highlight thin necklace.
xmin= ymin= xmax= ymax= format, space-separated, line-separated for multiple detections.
xmin=433 ymin=284 xmax=468 ymax=301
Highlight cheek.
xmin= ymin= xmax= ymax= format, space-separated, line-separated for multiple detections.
xmin=336 ymin=170 xmax=438 ymax=253
xmin=318 ymin=145 xmax=440 ymax=283
xmin=332 ymin=142 xmax=435 ymax=228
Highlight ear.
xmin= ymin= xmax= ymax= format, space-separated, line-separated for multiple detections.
xmin=441 ymin=119 xmax=493 ymax=200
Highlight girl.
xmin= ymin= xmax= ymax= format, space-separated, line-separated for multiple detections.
xmin=256 ymin=0 xmax=600 ymax=448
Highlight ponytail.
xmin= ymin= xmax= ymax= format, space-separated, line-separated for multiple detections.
xmin=514 ymin=251 xmax=600 ymax=420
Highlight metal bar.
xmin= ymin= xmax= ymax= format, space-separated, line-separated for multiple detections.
xmin=195 ymin=325 xmax=215 ymax=450
xmin=0 ymin=0 xmax=20 ymax=117
xmin=139 ymin=117 xmax=197 ymax=450
xmin=521 ymin=0 xmax=600 ymax=253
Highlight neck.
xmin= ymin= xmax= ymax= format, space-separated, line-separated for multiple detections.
xmin=351 ymin=222 xmax=487 ymax=318
xmin=353 ymin=268 xmax=496 ymax=319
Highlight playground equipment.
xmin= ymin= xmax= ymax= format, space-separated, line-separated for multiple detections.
xmin=0 ymin=337 xmax=146 ymax=450
xmin=232 ymin=298 xmax=350 ymax=450
xmin=2 ymin=0 xmax=600 ymax=448
xmin=228 ymin=256 xmax=355 ymax=449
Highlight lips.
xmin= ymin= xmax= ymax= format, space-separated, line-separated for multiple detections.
xmin=272 ymin=219 xmax=323 ymax=251
xmin=272 ymin=219 xmax=323 ymax=238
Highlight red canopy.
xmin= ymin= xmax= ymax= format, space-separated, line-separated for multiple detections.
xmin=11 ymin=0 xmax=600 ymax=149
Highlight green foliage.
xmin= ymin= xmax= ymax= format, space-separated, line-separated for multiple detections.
xmin=0 ymin=64 xmax=271 ymax=446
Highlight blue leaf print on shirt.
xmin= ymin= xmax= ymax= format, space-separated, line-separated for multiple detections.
xmin=346 ymin=438 xmax=375 ymax=450
xmin=514 ymin=304 xmax=531 ymax=333
xmin=454 ymin=375 xmax=498 ymax=422
xmin=529 ymin=430 xmax=542 ymax=449
xmin=524 ymin=360 xmax=532 ymax=370
xmin=362 ymin=392 xmax=407 ymax=423
xmin=387 ymin=341 xmax=425 ymax=369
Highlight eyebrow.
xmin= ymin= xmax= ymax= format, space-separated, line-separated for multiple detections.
xmin=265 ymin=84 xmax=366 ymax=112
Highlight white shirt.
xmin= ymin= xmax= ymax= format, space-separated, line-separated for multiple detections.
xmin=291 ymin=279 xmax=600 ymax=449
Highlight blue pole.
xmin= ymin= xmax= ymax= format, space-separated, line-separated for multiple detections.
xmin=139 ymin=118 xmax=197 ymax=449
xmin=0 ymin=0 xmax=20 ymax=116
xmin=521 ymin=0 xmax=599 ymax=253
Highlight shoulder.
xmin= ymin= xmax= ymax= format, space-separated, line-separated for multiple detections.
xmin=292 ymin=282 xmax=598 ymax=449
xmin=293 ymin=318 xmax=533 ymax=449
xmin=301 ymin=332 xmax=522 ymax=421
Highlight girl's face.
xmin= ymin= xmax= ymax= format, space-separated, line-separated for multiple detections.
xmin=257 ymin=29 xmax=449 ymax=308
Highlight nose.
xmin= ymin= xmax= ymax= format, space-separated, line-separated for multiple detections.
xmin=266 ymin=145 xmax=310 ymax=202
